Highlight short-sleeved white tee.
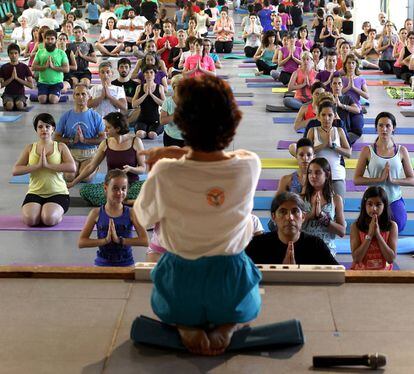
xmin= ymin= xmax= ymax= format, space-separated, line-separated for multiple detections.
xmin=100 ymin=29 xmax=123 ymax=44
xmin=134 ymin=150 xmax=261 ymax=259
xmin=89 ymin=84 xmax=126 ymax=117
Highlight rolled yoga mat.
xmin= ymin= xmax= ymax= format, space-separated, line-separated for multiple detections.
xmin=261 ymin=158 xmax=359 ymax=169
xmin=130 ymin=315 xmax=304 ymax=351
xmin=256 ymin=178 xmax=366 ymax=192
xmin=0 ymin=114 xmax=23 ymax=122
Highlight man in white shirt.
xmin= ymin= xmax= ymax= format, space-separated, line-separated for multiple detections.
xmin=117 ymin=9 xmax=146 ymax=54
xmin=22 ymin=0 xmax=44 ymax=28
xmin=38 ymin=8 xmax=59 ymax=30
xmin=87 ymin=61 xmax=127 ymax=117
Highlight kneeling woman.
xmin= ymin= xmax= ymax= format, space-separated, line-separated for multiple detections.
xmin=13 ymin=113 xmax=76 ymax=226
xmin=79 ymin=169 xmax=149 ymax=267
xmin=354 ymin=112 xmax=414 ymax=232
xmin=134 ymin=76 xmax=261 ymax=356
xmin=68 ymin=112 xmax=146 ymax=206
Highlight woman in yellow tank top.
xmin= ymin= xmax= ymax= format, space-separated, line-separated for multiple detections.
xmin=12 ymin=113 xmax=76 ymax=226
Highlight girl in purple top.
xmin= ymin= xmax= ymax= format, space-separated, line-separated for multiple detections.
xmin=78 ymin=169 xmax=148 ymax=266
xmin=137 ymin=52 xmax=168 ymax=91
xmin=296 ymin=26 xmax=314 ymax=52
xmin=275 ymin=32 xmax=302 ymax=85
xmin=341 ymin=53 xmax=369 ymax=110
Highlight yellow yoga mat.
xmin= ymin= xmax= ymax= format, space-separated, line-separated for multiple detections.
xmin=271 ymin=88 xmax=290 ymax=93
xmin=261 ymin=158 xmax=359 ymax=169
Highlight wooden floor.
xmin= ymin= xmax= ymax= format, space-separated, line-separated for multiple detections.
xmin=0 ymin=278 xmax=413 ymax=373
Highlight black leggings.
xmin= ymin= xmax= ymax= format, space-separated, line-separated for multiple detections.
xmin=163 ymin=132 xmax=185 ymax=147
xmin=401 ymin=71 xmax=414 ymax=84
xmin=279 ymin=71 xmax=292 ymax=86
xmin=255 ymin=60 xmax=277 ymax=75
xmin=215 ymin=40 xmax=233 ymax=53
xmin=379 ymin=60 xmax=395 ymax=74
xmin=244 ymin=46 xmax=258 ymax=58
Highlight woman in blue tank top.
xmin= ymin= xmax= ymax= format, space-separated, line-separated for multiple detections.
xmin=354 ymin=112 xmax=414 ymax=232
xmin=79 ymin=169 xmax=149 ymax=266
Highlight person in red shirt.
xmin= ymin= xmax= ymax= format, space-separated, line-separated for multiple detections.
xmin=156 ymin=20 xmax=178 ymax=69
xmin=191 ymin=0 xmax=200 ymax=13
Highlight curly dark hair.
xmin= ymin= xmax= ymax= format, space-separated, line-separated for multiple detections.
xmin=174 ymin=76 xmax=242 ymax=152
xmin=33 ymin=113 xmax=56 ymax=131
xmin=103 ymin=112 xmax=130 ymax=135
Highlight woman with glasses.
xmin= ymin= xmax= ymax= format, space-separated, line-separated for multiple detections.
xmin=378 ymin=22 xmax=398 ymax=74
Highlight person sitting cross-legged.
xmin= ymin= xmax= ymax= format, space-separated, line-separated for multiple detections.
xmin=246 ymin=192 xmax=339 ymax=265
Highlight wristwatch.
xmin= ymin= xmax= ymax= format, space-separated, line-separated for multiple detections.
xmin=365 ymin=234 xmax=372 ymax=241
xmin=330 ymin=143 xmax=337 ymax=150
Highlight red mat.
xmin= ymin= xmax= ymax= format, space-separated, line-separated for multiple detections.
xmin=366 ymin=80 xmax=406 ymax=86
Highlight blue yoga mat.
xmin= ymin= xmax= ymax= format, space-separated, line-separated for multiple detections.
xmin=247 ymin=82 xmax=281 ymax=88
xmin=10 ymin=173 xmax=148 ymax=184
xmin=258 ymin=217 xmax=414 ymax=253
xmin=363 ymin=127 xmax=414 ymax=135
xmin=0 ymin=114 xmax=22 ymax=122
xmin=254 ymin=196 xmax=414 ymax=213
xmin=236 ymin=100 xmax=253 ymax=106
xmin=272 ymin=117 xmax=376 ymax=125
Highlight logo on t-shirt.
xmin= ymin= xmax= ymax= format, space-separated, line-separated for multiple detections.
xmin=206 ymin=187 xmax=225 ymax=207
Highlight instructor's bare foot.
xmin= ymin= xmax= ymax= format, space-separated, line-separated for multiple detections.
xmin=207 ymin=323 xmax=244 ymax=355
xmin=177 ymin=326 xmax=211 ymax=355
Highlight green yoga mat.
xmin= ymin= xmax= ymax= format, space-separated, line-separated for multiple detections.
xmin=223 ymin=54 xmax=248 ymax=60
xmin=239 ymin=73 xmax=268 ymax=78
xmin=386 ymin=87 xmax=414 ymax=99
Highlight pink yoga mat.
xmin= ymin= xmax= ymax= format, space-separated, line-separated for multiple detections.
xmin=360 ymin=70 xmax=383 ymax=75
xmin=256 ymin=179 xmax=365 ymax=192
xmin=238 ymin=64 xmax=256 ymax=68
xmin=0 ymin=215 xmax=87 ymax=231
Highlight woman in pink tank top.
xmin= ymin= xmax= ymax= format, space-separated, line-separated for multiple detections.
xmin=284 ymin=51 xmax=317 ymax=110
xmin=350 ymin=186 xmax=397 ymax=270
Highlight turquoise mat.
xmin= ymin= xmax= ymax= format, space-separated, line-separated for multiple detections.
xmin=0 ymin=115 xmax=22 ymax=122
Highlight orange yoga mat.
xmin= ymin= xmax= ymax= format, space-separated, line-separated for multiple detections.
xmin=366 ymin=80 xmax=406 ymax=86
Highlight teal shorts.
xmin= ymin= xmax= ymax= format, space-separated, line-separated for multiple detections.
xmin=150 ymin=251 xmax=262 ymax=327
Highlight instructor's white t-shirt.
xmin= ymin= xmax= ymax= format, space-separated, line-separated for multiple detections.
xmin=134 ymin=150 xmax=261 ymax=260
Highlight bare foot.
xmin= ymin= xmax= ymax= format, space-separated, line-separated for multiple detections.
xmin=255 ymin=70 xmax=263 ymax=76
xmin=177 ymin=326 xmax=211 ymax=355
xmin=207 ymin=323 xmax=244 ymax=354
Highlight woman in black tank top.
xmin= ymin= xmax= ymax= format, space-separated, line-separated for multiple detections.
xmin=320 ymin=15 xmax=339 ymax=51
xmin=398 ymin=32 xmax=414 ymax=83
xmin=132 ymin=65 xmax=166 ymax=139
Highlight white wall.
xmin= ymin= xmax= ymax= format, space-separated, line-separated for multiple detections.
xmin=352 ymin=0 xmax=408 ymax=42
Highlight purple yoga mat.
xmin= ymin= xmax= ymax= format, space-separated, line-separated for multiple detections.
xmin=0 ymin=215 xmax=87 ymax=231
xmin=245 ymin=78 xmax=275 ymax=83
xmin=351 ymin=142 xmax=414 ymax=151
xmin=256 ymin=178 xmax=365 ymax=192
xmin=238 ymin=64 xmax=256 ymax=68
xmin=278 ymin=140 xmax=414 ymax=152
